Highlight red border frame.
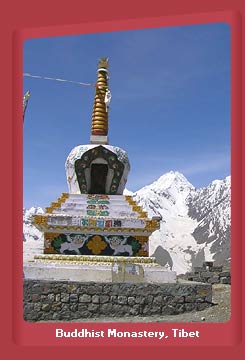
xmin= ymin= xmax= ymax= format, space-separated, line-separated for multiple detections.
xmin=1 ymin=0 xmax=244 ymax=357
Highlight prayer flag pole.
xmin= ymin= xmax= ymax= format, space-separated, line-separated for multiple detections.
xmin=23 ymin=90 xmax=31 ymax=122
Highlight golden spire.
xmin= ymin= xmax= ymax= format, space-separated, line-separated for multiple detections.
xmin=90 ymin=58 xmax=110 ymax=144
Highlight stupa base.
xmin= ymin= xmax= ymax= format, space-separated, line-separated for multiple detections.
xmin=23 ymin=254 xmax=177 ymax=284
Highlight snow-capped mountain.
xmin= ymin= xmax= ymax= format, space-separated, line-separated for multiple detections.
xmin=187 ymin=176 xmax=231 ymax=268
xmin=23 ymin=171 xmax=231 ymax=274
xmin=23 ymin=207 xmax=44 ymax=242
xmin=133 ymin=171 xmax=197 ymax=274
xmin=132 ymin=171 xmax=230 ymax=274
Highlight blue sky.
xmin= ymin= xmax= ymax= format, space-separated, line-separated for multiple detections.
xmin=23 ymin=22 xmax=230 ymax=209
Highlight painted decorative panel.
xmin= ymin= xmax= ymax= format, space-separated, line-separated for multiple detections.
xmin=44 ymin=232 xmax=149 ymax=257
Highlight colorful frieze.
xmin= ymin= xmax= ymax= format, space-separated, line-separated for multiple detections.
xmin=99 ymin=205 xmax=109 ymax=210
xmin=105 ymin=220 xmax=112 ymax=227
xmin=87 ymin=210 xmax=96 ymax=216
xmin=89 ymin=219 xmax=97 ymax=227
xmin=71 ymin=217 xmax=80 ymax=226
xmin=86 ymin=235 xmax=107 ymax=255
xmin=86 ymin=203 xmax=109 ymax=210
xmin=47 ymin=215 xmax=73 ymax=226
xmin=113 ymin=220 xmax=121 ymax=227
xmin=87 ymin=204 xmax=96 ymax=209
xmin=44 ymin=232 xmax=61 ymax=253
xmin=39 ymin=215 xmax=148 ymax=231
xmin=87 ymin=194 xmax=109 ymax=200
xmin=34 ymin=215 xmax=158 ymax=235
xmin=44 ymin=232 xmax=149 ymax=257
xmin=96 ymin=219 xmax=105 ymax=227
xmin=86 ymin=210 xmax=110 ymax=216
xmin=87 ymin=199 xmax=110 ymax=205
xmin=81 ymin=218 xmax=89 ymax=226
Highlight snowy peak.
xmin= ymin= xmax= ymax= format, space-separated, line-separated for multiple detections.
xmin=133 ymin=171 xmax=194 ymax=219
xmin=139 ymin=171 xmax=194 ymax=194
xmin=155 ymin=171 xmax=194 ymax=188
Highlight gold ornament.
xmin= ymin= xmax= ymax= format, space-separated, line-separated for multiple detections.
xmin=98 ymin=57 xmax=109 ymax=69
xmin=91 ymin=58 xmax=110 ymax=136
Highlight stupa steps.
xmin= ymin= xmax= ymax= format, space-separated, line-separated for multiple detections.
xmin=46 ymin=194 xmax=144 ymax=219
xmin=52 ymin=209 xmax=139 ymax=218
xmin=67 ymin=194 xmax=130 ymax=201
xmin=59 ymin=202 xmax=132 ymax=210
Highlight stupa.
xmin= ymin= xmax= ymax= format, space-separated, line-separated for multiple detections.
xmin=27 ymin=58 xmax=176 ymax=284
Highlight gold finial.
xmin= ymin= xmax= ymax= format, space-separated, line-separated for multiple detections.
xmin=98 ymin=57 xmax=109 ymax=69
xmin=90 ymin=58 xmax=110 ymax=142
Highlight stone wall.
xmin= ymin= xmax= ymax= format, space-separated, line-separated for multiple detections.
xmin=181 ymin=262 xmax=231 ymax=285
xmin=23 ymin=280 xmax=212 ymax=321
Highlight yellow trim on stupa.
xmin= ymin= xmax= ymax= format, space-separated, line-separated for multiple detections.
xmin=34 ymin=254 xmax=156 ymax=265
xmin=45 ymin=193 xmax=69 ymax=214
xmin=32 ymin=215 xmax=47 ymax=226
xmin=125 ymin=196 xmax=150 ymax=219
